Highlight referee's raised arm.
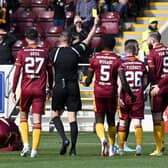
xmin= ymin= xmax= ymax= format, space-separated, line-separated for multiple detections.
xmin=82 ymin=17 xmax=99 ymax=45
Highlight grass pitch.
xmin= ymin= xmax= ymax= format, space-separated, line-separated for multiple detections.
xmin=0 ymin=132 xmax=168 ymax=168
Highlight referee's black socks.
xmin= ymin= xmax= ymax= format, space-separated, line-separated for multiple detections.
xmin=53 ymin=116 xmax=68 ymax=142
xmin=70 ymin=121 xmax=78 ymax=149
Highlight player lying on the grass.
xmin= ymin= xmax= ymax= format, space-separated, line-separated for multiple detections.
xmin=117 ymin=39 xmax=148 ymax=156
xmin=83 ymin=35 xmax=136 ymax=157
xmin=0 ymin=117 xmax=22 ymax=151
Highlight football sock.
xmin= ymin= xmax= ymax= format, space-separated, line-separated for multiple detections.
xmin=96 ymin=123 xmax=105 ymax=142
xmin=70 ymin=121 xmax=78 ymax=149
xmin=118 ymin=126 xmax=126 ymax=149
xmin=108 ymin=125 xmax=116 ymax=145
xmin=20 ymin=121 xmax=29 ymax=145
xmin=32 ymin=123 xmax=41 ymax=151
xmin=53 ymin=116 xmax=67 ymax=142
xmin=153 ymin=122 xmax=162 ymax=152
xmin=135 ymin=126 xmax=143 ymax=145
xmin=161 ymin=120 xmax=165 ymax=144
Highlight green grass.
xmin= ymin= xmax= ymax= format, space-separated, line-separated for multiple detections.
xmin=0 ymin=132 xmax=168 ymax=168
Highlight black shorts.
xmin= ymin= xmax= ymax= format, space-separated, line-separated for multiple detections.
xmin=52 ymin=80 xmax=81 ymax=112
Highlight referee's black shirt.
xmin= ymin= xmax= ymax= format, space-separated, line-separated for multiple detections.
xmin=50 ymin=43 xmax=87 ymax=80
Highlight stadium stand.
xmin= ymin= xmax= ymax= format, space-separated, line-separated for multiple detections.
xmin=11 ymin=40 xmax=26 ymax=61
xmin=31 ymin=6 xmax=47 ymax=16
xmin=36 ymin=10 xmax=54 ymax=31
xmin=45 ymin=25 xmax=63 ymax=48
xmin=31 ymin=0 xmax=50 ymax=7
xmin=90 ymin=27 xmax=104 ymax=52
xmin=100 ymin=11 xmax=120 ymax=35
xmin=19 ymin=0 xmax=31 ymax=7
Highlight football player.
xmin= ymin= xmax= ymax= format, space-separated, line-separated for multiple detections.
xmin=11 ymin=29 xmax=53 ymax=157
xmin=0 ymin=118 xmax=22 ymax=151
xmin=117 ymin=39 xmax=148 ymax=156
xmin=147 ymin=31 xmax=168 ymax=156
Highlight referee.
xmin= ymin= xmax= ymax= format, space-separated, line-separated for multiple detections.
xmin=50 ymin=17 xmax=99 ymax=156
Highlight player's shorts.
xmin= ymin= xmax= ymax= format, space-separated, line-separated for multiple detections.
xmin=52 ymin=80 xmax=81 ymax=112
xmin=150 ymin=93 xmax=168 ymax=113
xmin=120 ymin=101 xmax=144 ymax=120
xmin=94 ymin=97 xmax=117 ymax=116
xmin=20 ymin=89 xmax=46 ymax=114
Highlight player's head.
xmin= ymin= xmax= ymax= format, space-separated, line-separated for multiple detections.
xmin=102 ymin=35 xmax=116 ymax=50
xmin=148 ymin=18 xmax=158 ymax=31
xmin=124 ymin=39 xmax=138 ymax=56
xmin=59 ymin=31 xmax=71 ymax=45
xmin=25 ymin=28 xmax=38 ymax=42
xmin=147 ymin=31 xmax=161 ymax=49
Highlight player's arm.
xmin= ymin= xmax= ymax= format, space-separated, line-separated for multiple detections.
xmin=117 ymin=75 xmax=125 ymax=107
xmin=84 ymin=69 xmax=94 ymax=86
xmin=11 ymin=51 xmax=22 ymax=103
xmin=147 ymin=51 xmax=157 ymax=85
xmin=118 ymin=69 xmax=136 ymax=103
xmin=143 ymin=69 xmax=149 ymax=90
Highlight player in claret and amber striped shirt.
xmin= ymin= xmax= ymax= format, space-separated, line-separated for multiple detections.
xmin=11 ymin=29 xmax=53 ymax=158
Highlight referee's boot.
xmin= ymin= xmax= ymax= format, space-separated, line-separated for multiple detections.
xmin=60 ymin=139 xmax=70 ymax=155
xmin=69 ymin=147 xmax=77 ymax=156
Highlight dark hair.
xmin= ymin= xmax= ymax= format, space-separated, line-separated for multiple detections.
xmin=102 ymin=35 xmax=116 ymax=50
xmin=124 ymin=39 xmax=138 ymax=54
xmin=148 ymin=31 xmax=161 ymax=42
xmin=25 ymin=29 xmax=38 ymax=40
xmin=59 ymin=31 xmax=72 ymax=45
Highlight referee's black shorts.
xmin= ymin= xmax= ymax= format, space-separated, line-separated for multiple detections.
xmin=52 ymin=80 xmax=81 ymax=112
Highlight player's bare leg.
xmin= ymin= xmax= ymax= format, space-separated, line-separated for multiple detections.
xmin=107 ymin=113 xmax=116 ymax=156
xmin=134 ymin=119 xmax=143 ymax=156
xmin=95 ymin=115 xmax=108 ymax=157
xmin=118 ymin=119 xmax=127 ymax=155
xmin=31 ymin=113 xmax=42 ymax=158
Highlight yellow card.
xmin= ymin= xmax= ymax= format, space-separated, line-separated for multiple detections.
xmin=92 ymin=8 xmax=98 ymax=18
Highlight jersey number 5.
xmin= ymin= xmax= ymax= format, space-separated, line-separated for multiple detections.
xmin=100 ymin=65 xmax=110 ymax=81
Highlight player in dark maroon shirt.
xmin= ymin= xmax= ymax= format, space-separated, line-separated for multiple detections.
xmin=84 ymin=35 xmax=121 ymax=157
xmin=147 ymin=31 xmax=168 ymax=156
xmin=0 ymin=118 xmax=22 ymax=151
xmin=11 ymin=29 xmax=53 ymax=158
xmin=117 ymin=39 xmax=148 ymax=156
